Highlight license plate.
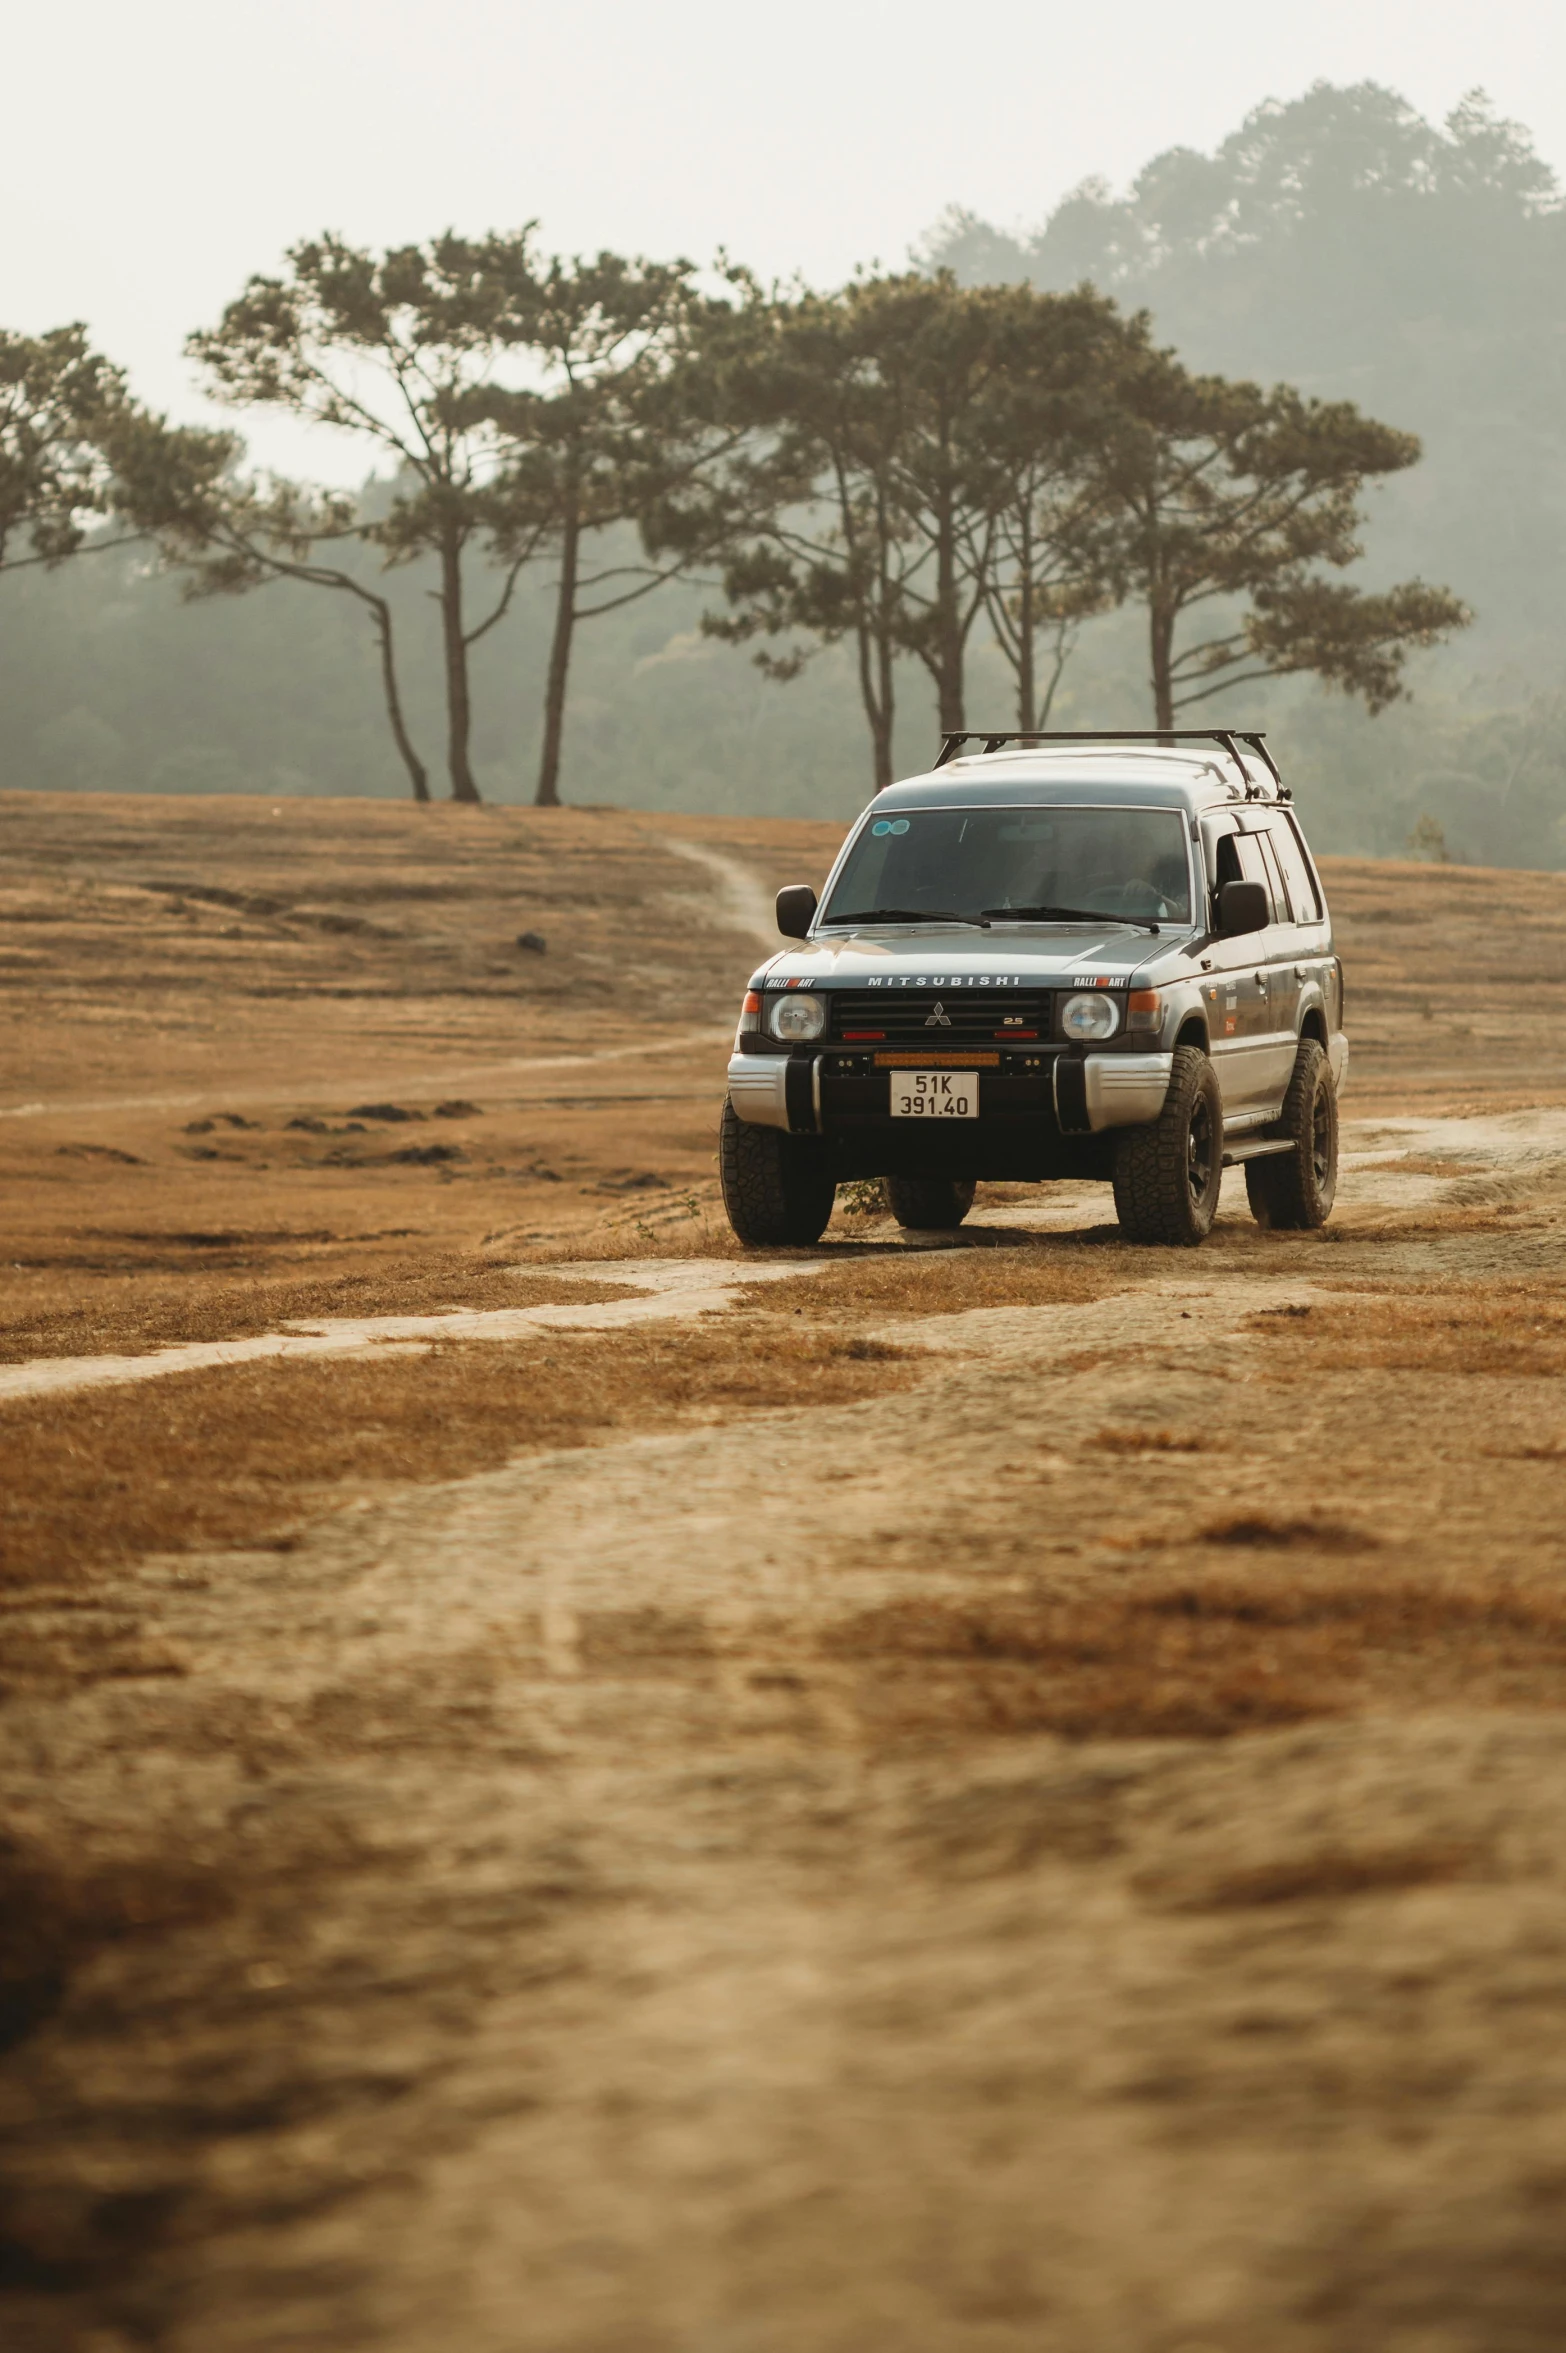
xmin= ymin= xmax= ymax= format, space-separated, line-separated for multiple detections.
xmin=890 ymin=1070 xmax=979 ymax=1118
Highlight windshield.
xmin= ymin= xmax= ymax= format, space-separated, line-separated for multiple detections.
xmin=821 ymin=805 xmax=1193 ymax=928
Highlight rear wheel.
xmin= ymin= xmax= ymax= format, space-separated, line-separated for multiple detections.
xmin=1246 ymin=1039 xmax=1338 ymax=1229
xmin=883 ymin=1176 xmax=976 ymax=1231
xmin=719 ymin=1100 xmax=836 ymax=1247
xmin=1112 ymin=1045 xmax=1223 ymax=1246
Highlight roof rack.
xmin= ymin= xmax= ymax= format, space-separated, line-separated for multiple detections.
xmin=932 ymin=729 xmax=1289 ymax=800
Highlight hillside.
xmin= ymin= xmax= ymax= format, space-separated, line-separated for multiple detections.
xmin=0 ymin=792 xmax=1562 ymax=1338
xmin=4 ymin=798 xmax=1566 ymax=2351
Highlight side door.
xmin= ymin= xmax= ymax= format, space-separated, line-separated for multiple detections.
xmin=1247 ymin=823 xmax=1303 ymax=1104
xmin=1267 ymin=812 xmax=1336 ymax=1048
xmin=1200 ymin=816 xmax=1275 ymax=1115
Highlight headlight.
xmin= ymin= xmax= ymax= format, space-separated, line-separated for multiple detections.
xmin=768 ymin=991 xmax=825 ymax=1042
xmin=1061 ymin=991 xmax=1120 ymax=1042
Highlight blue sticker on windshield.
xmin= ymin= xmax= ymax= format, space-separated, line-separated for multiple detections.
xmin=871 ymin=817 xmax=910 ymax=836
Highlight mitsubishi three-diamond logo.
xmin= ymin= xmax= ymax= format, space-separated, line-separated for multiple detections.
xmin=925 ymin=1000 xmax=952 ymax=1027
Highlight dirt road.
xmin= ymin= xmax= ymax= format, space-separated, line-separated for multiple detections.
xmin=4 ymin=798 xmax=1566 ymax=2352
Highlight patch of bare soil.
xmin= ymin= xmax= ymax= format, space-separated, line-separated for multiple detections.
xmin=0 ymin=1321 xmax=924 ymax=1603
xmin=827 ymin=1572 xmax=1566 ymax=1740
xmin=1326 ymin=854 xmax=1566 ymax=1113
xmin=743 ymin=1242 xmax=1130 ymax=1320
xmin=1240 ymin=1279 xmax=1566 ymax=1376
xmin=0 ymin=1253 xmax=640 ymax=1363
xmin=0 ymin=790 xmax=849 ymax=1353
xmin=7 ymin=801 xmax=1566 ymax=2353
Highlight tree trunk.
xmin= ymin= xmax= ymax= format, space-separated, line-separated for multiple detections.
xmin=1037 ymin=619 xmax=1071 ymax=729
xmin=853 ymin=486 xmax=898 ymax=793
xmin=535 ymin=496 xmax=580 ymax=809
xmin=873 ymin=626 xmax=895 ymax=792
xmin=439 ymin=530 xmax=481 ymax=804
xmin=934 ymin=495 xmax=965 ymax=733
xmin=370 ymin=597 xmax=430 ymax=803
xmin=868 ymin=713 xmax=894 ymax=792
xmin=1016 ymin=547 xmax=1036 ymax=733
xmin=855 ymin=619 xmax=896 ymax=794
xmin=937 ymin=648 xmax=964 ymax=732
xmin=1149 ymin=604 xmax=1177 ymax=732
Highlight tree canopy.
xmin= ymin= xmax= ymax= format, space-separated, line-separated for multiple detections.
xmin=664 ymin=270 xmax=1464 ymax=782
xmin=178 ymin=235 xmax=743 ymax=806
xmin=0 ymin=325 xmax=212 ymax=578
xmin=675 ymin=275 xmax=1144 ymax=785
xmin=473 ymin=249 xmax=740 ymax=806
xmin=920 ymin=80 xmax=1561 ymax=676
xmin=0 ymin=97 xmax=1497 ymax=819
xmin=1087 ymin=349 xmax=1470 ymax=727
xmin=188 ymin=232 xmax=548 ymax=803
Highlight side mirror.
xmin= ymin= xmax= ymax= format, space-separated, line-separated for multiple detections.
xmin=1217 ymin=878 xmax=1269 ymax=938
xmin=775 ymin=884 xmax=818 ymax=940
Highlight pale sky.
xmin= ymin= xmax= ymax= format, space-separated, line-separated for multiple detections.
xmin=6 ymin=0 xmax=1563 ymax=478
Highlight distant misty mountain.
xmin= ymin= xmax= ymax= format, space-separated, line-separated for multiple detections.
xmin=919 ymin=81 xmax=1566 ymax=673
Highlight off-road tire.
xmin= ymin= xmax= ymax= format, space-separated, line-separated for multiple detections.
xmin=1111 ymin=1044 xmax=1224 ymax=1246
xmin=719 ymin=1100 xmax=837 ymax=1247
xmin=883 ymin=1176 xmax=976 ymax=1231
xmin=1245 ymin=1039 xmax=1338 ymax=1230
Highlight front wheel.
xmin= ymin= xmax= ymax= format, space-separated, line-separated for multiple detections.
xmin=1246 ymin=1040 xmax=1338 ymax=1229
xmin=883 ymin=1176 xmax=975 ymax=1231
xmin=719 ymin=1101 xmax=837 ymax=1247
xmin=1112 ymin=1045 xmax=1223 ymax=1246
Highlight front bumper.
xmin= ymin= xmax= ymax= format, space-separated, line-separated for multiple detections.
xmin=726 ymin=1051 xmax=794 ymax=1131
xmin=1080 ymin=1052 xmax=1175 ymax=1131
xmin=727 ymin=1048 xmax=1174 ymax=1136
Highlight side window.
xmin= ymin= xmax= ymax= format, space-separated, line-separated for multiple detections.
xmin=1235 ymin=832 xmax=1285 ymax=922
xmin=1271 ymin=816 xmax=1323 ymax=923
xmin=1206 ymin=817 xmax=1241 ymax=924
xmin=1255 ymin=832 xmax=1291 ymax=922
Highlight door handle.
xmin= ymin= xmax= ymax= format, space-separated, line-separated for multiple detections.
xmin=1253 ymin=971 xmax=1267 ymax=988
xmin=1295 ymin=964 xmax=1307 ymax=980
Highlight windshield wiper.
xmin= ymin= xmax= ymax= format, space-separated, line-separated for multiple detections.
xmin=980 ymin=903 xmax=1162 ymax=935
xmin=823 ymin=907 xmax=991 ymax=929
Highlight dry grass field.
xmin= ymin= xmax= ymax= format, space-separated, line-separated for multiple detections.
xmin=4 ymin=791 xmax=1566 ymax=2353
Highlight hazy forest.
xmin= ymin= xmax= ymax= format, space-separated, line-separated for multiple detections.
xmin=4 ymin=80 xmax=1563 ymax=865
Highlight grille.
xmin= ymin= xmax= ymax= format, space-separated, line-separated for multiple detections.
xmin=830 ymin=989 xmax=1052 ymax=1044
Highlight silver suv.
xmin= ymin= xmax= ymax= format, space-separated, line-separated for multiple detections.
xmin=720 ymin=730 xmax=1347 ymax=1248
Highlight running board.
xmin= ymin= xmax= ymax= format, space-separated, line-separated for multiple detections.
xmin=1221 ymin=1135 xmax=1294 ymax=1167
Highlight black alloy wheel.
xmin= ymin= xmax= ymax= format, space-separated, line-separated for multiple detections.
xmin=1311 ymin=1078 xmax=1334 ymax=1195
xmin=1112 ymin=1044 xmax=1225 ymax=1246
xmin=1245 ymin=1039 xmax=1338 ymax=1230
xmin=1187 ymin=1088 xmax=1217 ymax=1211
